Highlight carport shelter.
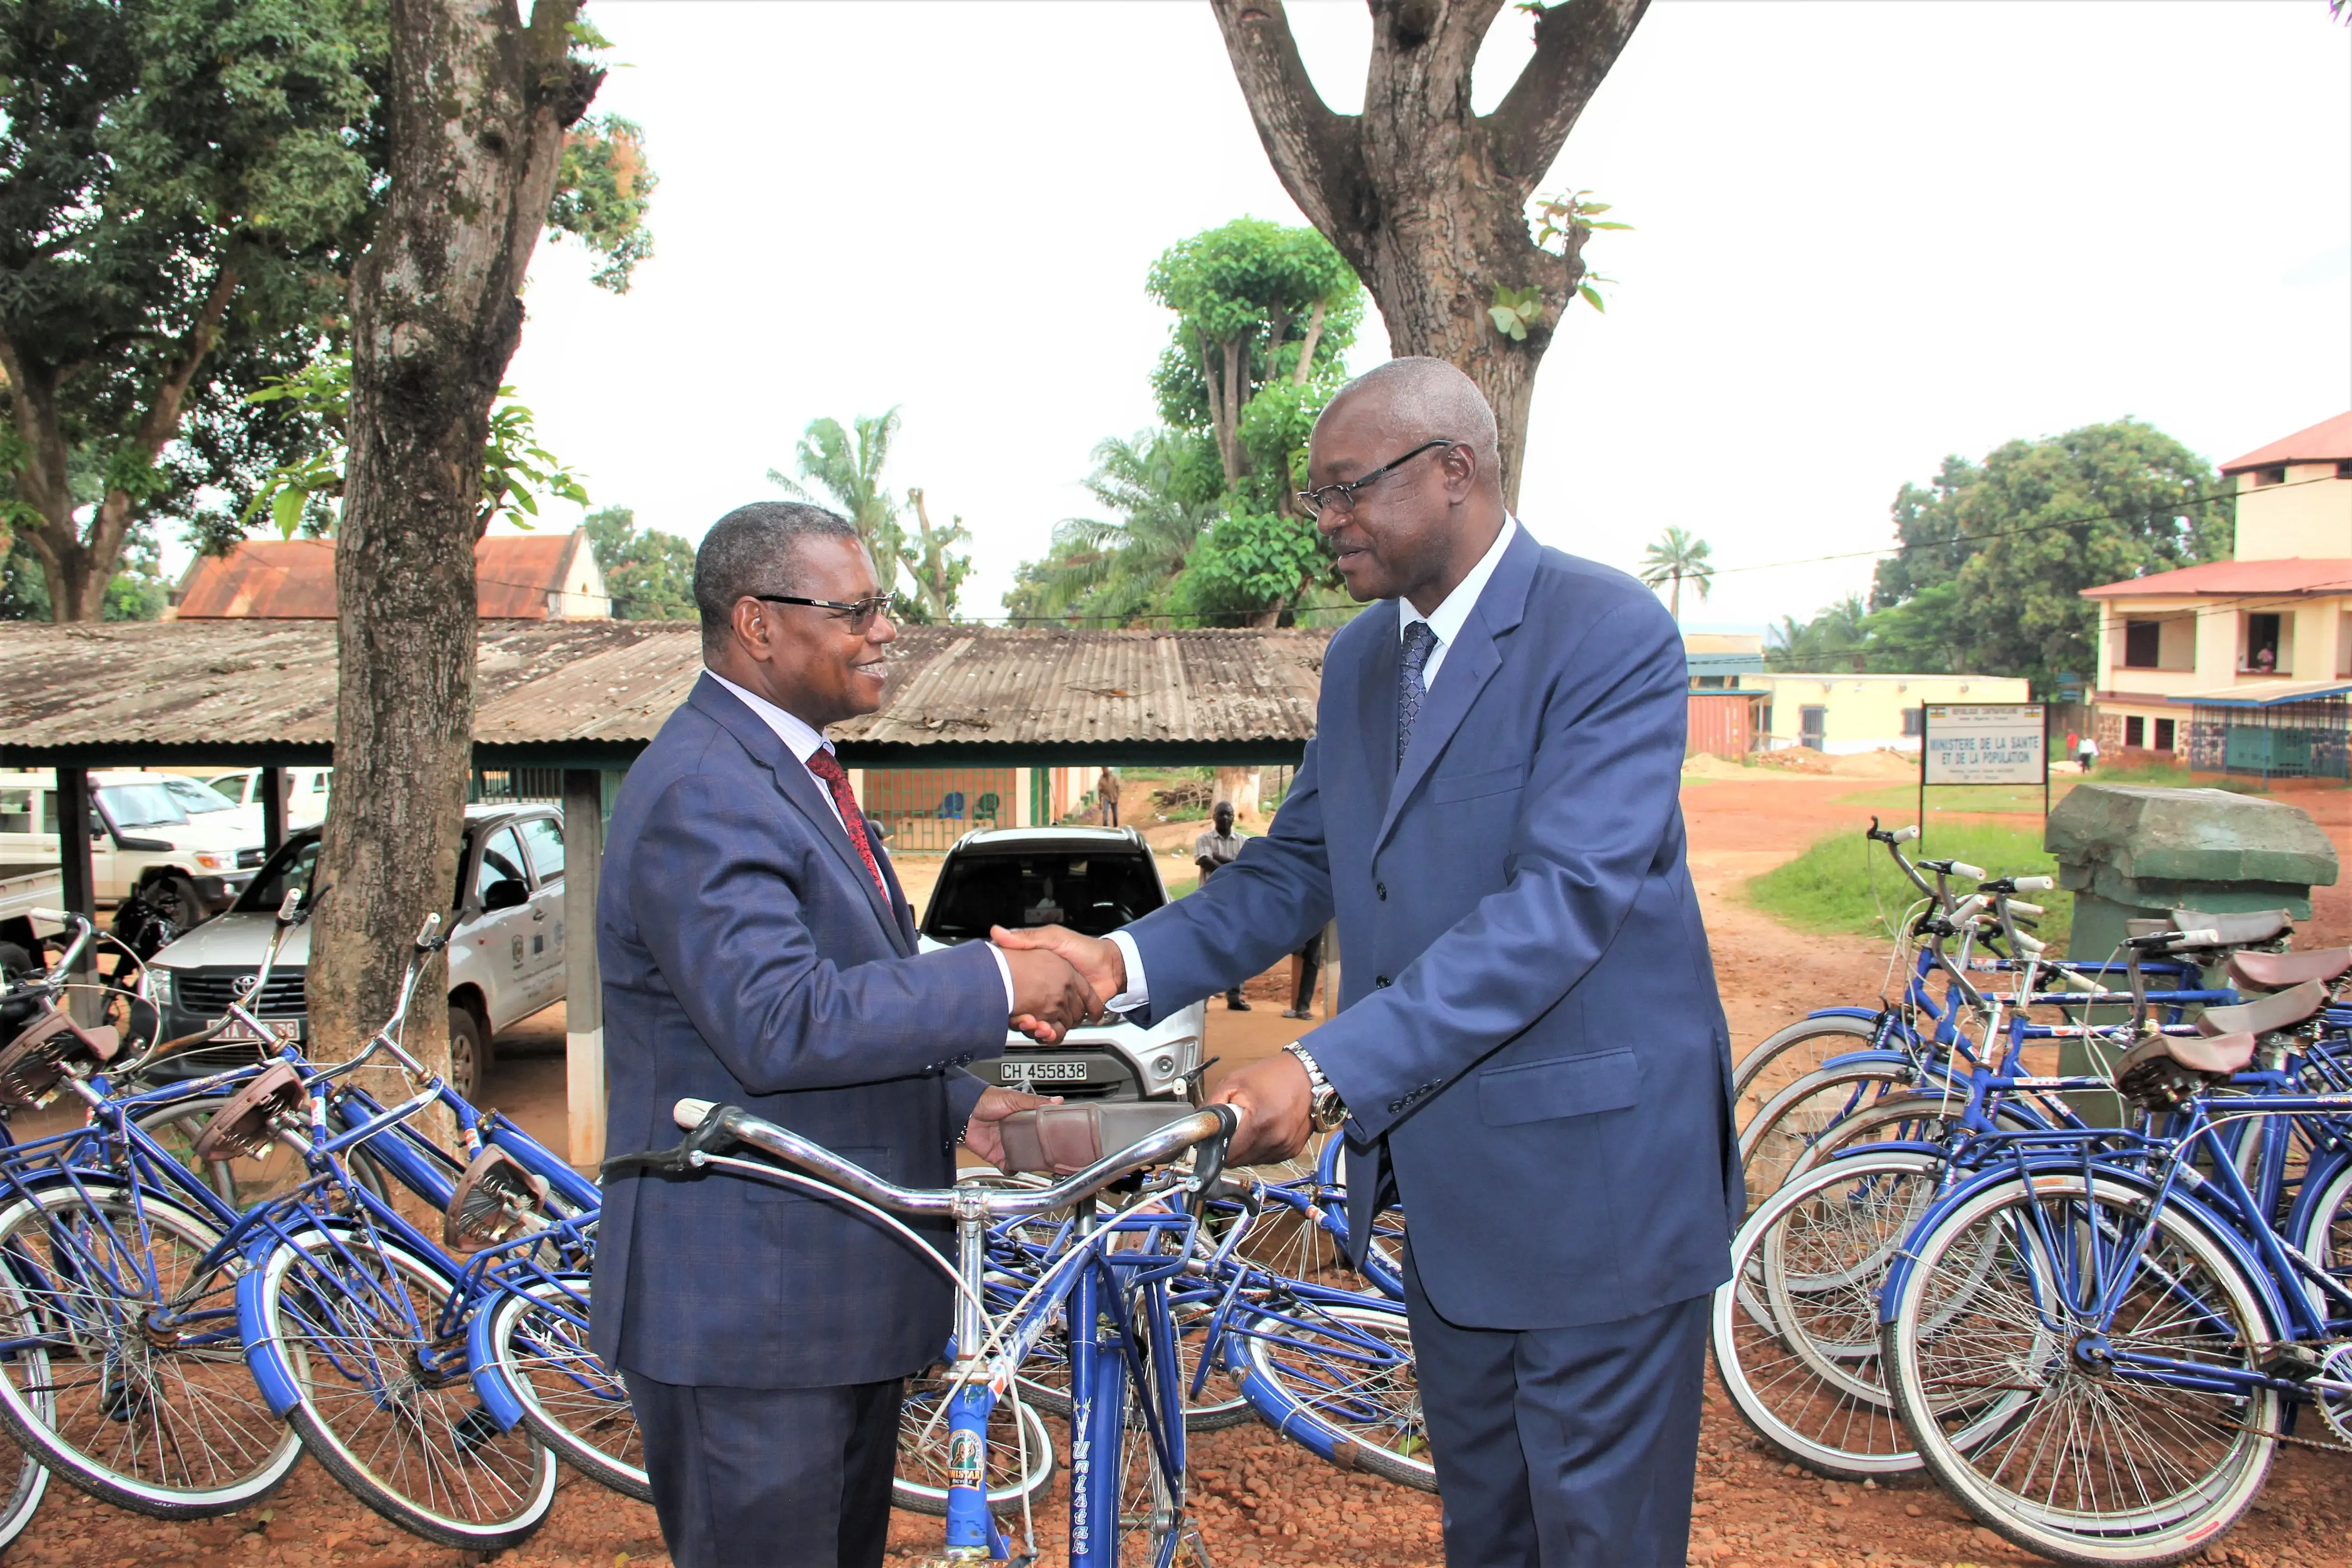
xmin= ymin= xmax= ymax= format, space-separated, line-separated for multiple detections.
xmin=0 ymin=619 xmax=1330 ymax=1161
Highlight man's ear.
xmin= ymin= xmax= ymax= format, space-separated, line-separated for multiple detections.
xmin=1439 ymin=442 xmax=1480 ymax=501
xmin=730 ymin=597 xmax=773 ymax=663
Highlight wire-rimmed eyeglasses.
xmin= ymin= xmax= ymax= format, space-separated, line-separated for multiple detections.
xmin=1296 ymin=440 xmax=1457 ymax=519
xmin=752 ymin=593 xmax=893 ymax=634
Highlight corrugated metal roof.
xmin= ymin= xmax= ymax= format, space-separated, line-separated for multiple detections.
xmin=2080 ymin=559 xmax=2352 ymax=599
xmin=2222 ymin=412 xmax=2352 ymax=475
xmin=176 ymin=533 xmax=594 ymax=619
xmin=0 ymin=620 xmax=1334 ymax=756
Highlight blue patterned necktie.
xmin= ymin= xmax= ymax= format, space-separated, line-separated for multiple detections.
xmin=1398 ymin=619 xmax=1437 ymax=769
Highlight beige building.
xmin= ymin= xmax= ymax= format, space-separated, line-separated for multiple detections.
xmin=1757 ymin=672 xmax=2031 ymax=755
xmin=2083 ymin=411 xmax=2352 ymax=773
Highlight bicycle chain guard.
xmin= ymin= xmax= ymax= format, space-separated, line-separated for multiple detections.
xmin=0 ymin=1005 xmax=119 ymax=1107
xmin=190 ymin=1061 xmax=306 ymax=1161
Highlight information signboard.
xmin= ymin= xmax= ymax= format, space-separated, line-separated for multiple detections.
xmin=1922 ymin=704 xmax=2047 ymax=786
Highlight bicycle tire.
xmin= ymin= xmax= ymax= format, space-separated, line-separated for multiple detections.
xmin=486 ymin=1276 xmax=649 ymax=1502
xmin=1882 ymin=1170 xmax=2276 ymax=1564
xmin=1734 ymin=1014 xmax=1886 ymax=1111
xmin=892 ymin=1371 xmax=1056 ymax=1516
xmin=255 ymin=1226 xmax=556 ymax=1550
xmin=1712 ymin=1151 xmax=1941 ymax=1479
xmin=1740 ymin=1058 xmax=1920 ymax=1212
xmin=0 ymin=1178 xmax=302 ymax=1517
xmin=1232 ymin=1298 xmax=1434 ymax=1492
xmin=0 ymin=1445 xmax=45 ymax=1552
xmin=132 ymin=1094 xmax=388 ymax=1209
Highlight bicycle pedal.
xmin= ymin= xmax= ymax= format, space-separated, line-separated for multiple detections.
xmin=450 ymin=1405 xmax=505 ymax=1455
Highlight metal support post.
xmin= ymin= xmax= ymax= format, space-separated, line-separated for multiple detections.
xmin=562 ymin=768 xmax=607 ymax=1167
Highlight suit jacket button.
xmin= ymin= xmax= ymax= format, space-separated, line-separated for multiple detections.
xmin=1388 ymin=1100 xmax=1404 ymax=1113
xmin=1375 ymin=975 xmax=1390 ymax=988
xmin=1376 ymin=882 xmax=1387 ymax=901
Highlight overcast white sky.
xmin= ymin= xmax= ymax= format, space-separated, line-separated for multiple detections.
xmin=439 ymin=0 xmax=2352 ymax=632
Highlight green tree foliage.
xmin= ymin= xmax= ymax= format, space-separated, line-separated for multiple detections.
xmin=1771 ymin=421 xmax=2233 ymax=685
xmin=768 ymin=408 xmax=972 ymax=622
xmin=0 ymin=0 xmax=654 ymax=619
xmin=1011 ymin=218 xmax=1363 ymax=626
xmin=898 ymin=489 xmax=971 ymax=624
xmin=580 ymin=505 xmax=694 ymax=620
xmin=0 ymin=528 xmax=167 ymax=620
xmin=544 ymin=113 xmax=657 ymax=292
xmin=1638 ymin=526 xmax=1714 ymax=620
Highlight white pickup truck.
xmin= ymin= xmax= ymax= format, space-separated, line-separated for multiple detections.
xmin=0 ymin=770 xmax=264 ymax=925
xmin=0 ymin=862 xmax=61 ymax=959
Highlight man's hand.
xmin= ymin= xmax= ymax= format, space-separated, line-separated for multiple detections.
xmin=993 ymin=924 xmax=1127 ymax=1029
xmin=1001 ymin=946 xmax=1101 ymax=1044
xmin=962 ymin=1086 xmax=1059 ymax=1168
xmin=1211 ymin=1051 xmax=1315 ymax=1168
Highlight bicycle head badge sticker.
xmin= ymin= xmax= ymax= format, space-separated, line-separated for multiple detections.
xmin=946 ymin=1426 xmax=983 ymax=1492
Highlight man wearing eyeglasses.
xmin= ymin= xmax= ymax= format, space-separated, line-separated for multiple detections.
xmin=592 ymin=502 xmax=1103 ymax=1568
xmin=1001 ymin=359 xmax=1738 ymax=1567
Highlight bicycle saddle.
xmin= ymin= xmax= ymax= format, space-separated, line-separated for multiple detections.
xmin=2229 ymin=947 xmax=2352 ymax=990
xmin=190 ymin=1061 xmax=306 ymax=1161
xmin=444 ymin=1144 xmax=551 ymax=1252
xmin=2114 ymin=1030 xmax=2258 ymax=1110
xmin=2196 ymin=978 xmax=2327 ymax=1038
xmin=0 ymin=1007 xmax=119 ymax=1108
xmin=995 ymin=1102 xmax=1210 ymax=1177
xmin=2170 ymin=908 xmax=2293 ymax=947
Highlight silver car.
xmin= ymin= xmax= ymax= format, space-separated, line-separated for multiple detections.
xmin=916 ymin=826 xmax=1207 ymax=1102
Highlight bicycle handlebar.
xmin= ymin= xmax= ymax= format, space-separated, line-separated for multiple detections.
xmin=653 ymin=1098 xmax=1240 ymax=1220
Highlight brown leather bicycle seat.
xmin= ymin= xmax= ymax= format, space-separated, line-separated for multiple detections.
xmin=189 ymin=1061 xmax=306 ymax=1161
xmin=2229 ymin=947 xmax=2352 ymax=990
xmin=444 ymin=1144 xmax=552 ymax=1251
xmin=2171 ymin=909 xmax=2294 ymax=946
xmin=995 ymin=1102 xmax=1205 ymax=1177
xmin=2197 ymin=978 xmax=2327 ymax=1038
xmin=2115 ymin=1029 xmax=2257 ymax=1109
xmin=0 ymin=1008 xmax=120 ymax=1107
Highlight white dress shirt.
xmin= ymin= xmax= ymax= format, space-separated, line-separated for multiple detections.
xmin=707 ymin=670 xmax=1015 ymax=1010
xmin=1104 ymin=517 xmax=1521 ymax=1012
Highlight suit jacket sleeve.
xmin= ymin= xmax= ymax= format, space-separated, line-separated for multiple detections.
xmin=1119 ymin=738 xmax=1337 ymax=1024
xmin=629 ymin=770 xmax=1007 ymax=1095
xmin=1311 ymin=596 xmax=1690 ymax=1141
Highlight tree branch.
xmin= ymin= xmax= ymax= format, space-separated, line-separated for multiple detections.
xmin=1485 ymin=0 xmax=1649 ymax=188
xmin=1207 ymin=0 xmax=1372 ymax=245
xmin=127 ymin=266 xmax=239 ymax=459
xmin=1291 ymin=299 xmax=1328 ymax=386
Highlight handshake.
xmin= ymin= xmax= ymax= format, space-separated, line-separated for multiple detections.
xmin=990 ymin=924 xmax=1132 ymax=1044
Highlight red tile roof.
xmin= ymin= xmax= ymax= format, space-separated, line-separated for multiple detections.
xmin=2221 ymin=412 xmax=2352 ymax=475
xmin=2080 ymin=559 xmax=2352 ymax=599
xmin=177 ymin=533 xmax=591 ymax=618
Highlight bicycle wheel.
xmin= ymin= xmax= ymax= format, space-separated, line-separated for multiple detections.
xmin=0 ymin=1179 xmax=301 ymax=1516
xmin=1118 ymin=1371 xmax=1208 ymax=1568
xmin=892 ymin=1370 xmax=1055 ymax=1516
xmin=1233 ymin=1298 xmax=1434 ymax=1491
xmin=1740 ymin=1058 xmax=1921 ymax=1212
xmin=1713 ymin=1151 xmax=1941 ymax=1479
xmin=485 ymin=1275 xmax=648 ymax=1501
xmin=1735 ymin=1014 xmax=1886 ymax=1114
xmin=0 ymin=1445 xmax=44 ymax=1552
xmin=255 ymin=1226 xmax=556 ymax=1549
xmin=1882 ymin=1170 xmax=2277 ymax=1564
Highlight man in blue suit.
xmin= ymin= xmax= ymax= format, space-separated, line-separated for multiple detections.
xmin=593 ymin=502 xmax=1100 ymax=1568
xmin=1001 ymin=360 xmax=1739 ymax=1567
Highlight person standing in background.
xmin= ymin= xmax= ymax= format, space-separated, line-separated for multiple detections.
xmin=1194 ymin=800 xmax=1249 ymax=1010
xmin=1097 ymin=764 xmax=1121 ymax=827
xmin=1283 ymin=931 xmax=1322 ymax=1021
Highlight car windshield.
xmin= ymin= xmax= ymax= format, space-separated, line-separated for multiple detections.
xmin=159 ymin=776 xmax=239 ymax=815
xmin=98 ymin=783 xmax=189 ymax=829
xmin=235 ymin=835 xmax=319 ymax=913
xmin=923 ymin=848 xmax=1163 ymax=941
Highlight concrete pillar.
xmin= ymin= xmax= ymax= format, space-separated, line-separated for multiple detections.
xmin=260 ymin=767 xmax=287 ymax=854
xmin=53 ymin=767 xmax=98 ymax=1024
xmin=562 ymin=769 xmax=606 ymax=1167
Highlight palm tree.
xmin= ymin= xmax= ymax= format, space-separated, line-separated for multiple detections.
xmin=769 ymin=409 xmax=906 ymax=599
xmin=1004 ymin=431 xmax=1219 ymax=624
xmin=899 ymin=487 xmax=972 ymax=623
xmin=1638 ymin=526 xmax=1714 ymax=620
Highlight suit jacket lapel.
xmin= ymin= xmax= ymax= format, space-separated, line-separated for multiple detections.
xmin=1372 ymin=527 xmax=1541 ymax=856
xmin=690 ymin=675 xmax=909 ymax=954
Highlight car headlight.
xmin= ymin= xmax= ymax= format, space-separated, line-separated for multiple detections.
xmin=148 ymin=968 xmax=173 ymax=1007
xmin=190 ymin=852 xmax=229 ymax=872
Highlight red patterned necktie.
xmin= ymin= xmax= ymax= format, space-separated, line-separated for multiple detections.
xmin=801 ymin=747 xmax=891 ymax=905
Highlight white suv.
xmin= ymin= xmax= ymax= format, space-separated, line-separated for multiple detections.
xmin=916 ymin=826 xmax=1207 ymax=1102
xmin=0 ymin=769 xmax=265 ymax=924
xmin=143 ymin=803 xmax=570 ymax=1099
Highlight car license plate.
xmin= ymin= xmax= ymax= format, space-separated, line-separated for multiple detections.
xmin=1000 ymin=1059 xmax=1090 ymax=1083
xmin=212 ymin=1019 xmax=299 ymax=1046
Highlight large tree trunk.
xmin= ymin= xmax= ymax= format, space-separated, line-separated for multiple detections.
xmin=1208 ymin=0 xmax=1647 ymax=510
xmin=309 ymin=0 xmax=598 ymax=1099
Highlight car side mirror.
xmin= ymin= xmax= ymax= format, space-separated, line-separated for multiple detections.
xmin=481 ymin=878 xmax=530 ymax=912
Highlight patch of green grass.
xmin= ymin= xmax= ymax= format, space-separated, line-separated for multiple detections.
xmin=1745 ymin=820 xmax=2071 ymax=948
xmin=1835 ymin=784 xmax=2057 ymax=816
xmin=1165 ymin=875 xmax=1199 ymax=900
xmin=2083 ymin=761 xmax=2269 ymax=794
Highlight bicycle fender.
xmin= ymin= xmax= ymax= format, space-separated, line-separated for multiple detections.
xmin=1874 ymin=1159 xmax=2294 ymax=1343
xmin=465 ymin=1300 xmax=529 ymax=1429
xmin=235 ymin=1253 xmax=306 ymax=1418
xmin=2283 ymin=1147 xmax=2352 ymax=1260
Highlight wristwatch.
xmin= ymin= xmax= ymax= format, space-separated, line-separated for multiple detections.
xmin=1284 ymin=1041 xmax=1348 ymax=1132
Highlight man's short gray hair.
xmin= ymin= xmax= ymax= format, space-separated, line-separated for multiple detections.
xmin=693 ymin=501 xmax=862 ymax=657
xmin=1325 ymin=357 xmax=1502 ymax=473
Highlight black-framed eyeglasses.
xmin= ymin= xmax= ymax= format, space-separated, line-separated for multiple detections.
xmin=1296 ymin=439 xmax=1457 ymax=519
xmin=752 ymin=593 xmax=893 ymax=633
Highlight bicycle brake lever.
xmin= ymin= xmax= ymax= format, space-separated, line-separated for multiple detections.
xmin=600 ymin=1100 xmax=739 ymax=1180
